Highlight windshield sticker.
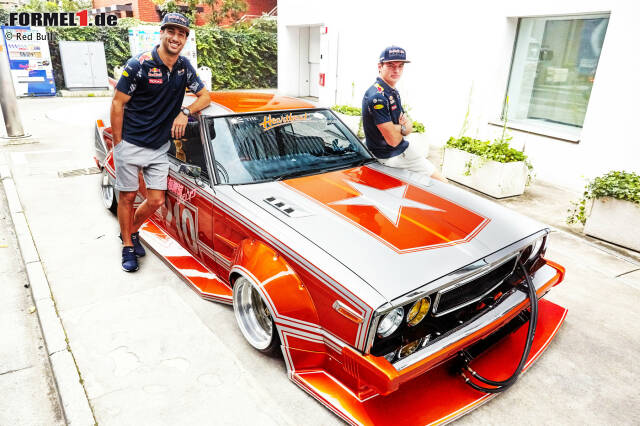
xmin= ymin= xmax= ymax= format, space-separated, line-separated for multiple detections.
xmin=260 ymin=112 xmax=308 ymax=131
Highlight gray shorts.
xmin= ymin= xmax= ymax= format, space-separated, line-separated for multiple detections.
xmin=114 ymin=140 xmax=170 ymax=192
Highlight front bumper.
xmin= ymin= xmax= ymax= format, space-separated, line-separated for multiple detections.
xmin=340 ymin=260 xmax=564 ymax=396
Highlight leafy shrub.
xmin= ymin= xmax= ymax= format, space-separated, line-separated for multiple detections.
xmin=445 ymin=136 xmax=533 ymax=181
xmin=331 ymin=105 xmax=362 ymax=116
xmin=46 ymin=18 xmax=276 ymax=90
xmin=567 ymin=171 xmax=640 ymax=225
xmin=446 ymin=136 xmax=529 ymax=163
xmin=412 ymin=121 xmax=425 ymax=133
xmin=194 ymin=24 xmax=276 ymax=89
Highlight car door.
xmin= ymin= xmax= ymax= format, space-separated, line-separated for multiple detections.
xmin=159 ymin=118 xmax=217 ymax=273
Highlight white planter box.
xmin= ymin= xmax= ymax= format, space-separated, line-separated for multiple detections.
xmin=334 ymin=112 xmax=361 ymax=136
xmin=405 ymin=132 xmax=429 ymax=157
xmin=583 ymin=197 xmax=640 ymax=252
xmin=442 ymin=148 xmax=528 ymax=198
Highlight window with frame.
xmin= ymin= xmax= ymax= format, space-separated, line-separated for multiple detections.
xmin=504 ymin=14 xmax=609 ymax=139
xmin=167 ymin=119 xmax=210 ymax=180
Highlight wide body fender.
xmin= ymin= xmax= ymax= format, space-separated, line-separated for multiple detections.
xmin=231 ymin=239 xmax=330 ymax=370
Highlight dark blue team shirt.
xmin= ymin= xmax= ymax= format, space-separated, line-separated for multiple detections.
xmin=115 ymin=45 xmax=205 ymax=150
xmin=361 ymin=77 xmax=409 ymax=159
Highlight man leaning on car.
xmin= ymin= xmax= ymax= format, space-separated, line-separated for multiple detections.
xmin=361 ymin=46 xmax=447 ymax=183
xmin=110 ymin=12 xmax=210 ymax=272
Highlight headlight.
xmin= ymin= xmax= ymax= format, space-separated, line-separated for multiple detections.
xmin=406 ymin=297 xmax=430 ymax=327
xmin=398 ymin=339 xmax=422 ymax=359
xmin=377 ymin=307 xmax=404 ymax=338
xmin=383 ymin=350 xmax=397 ymax=363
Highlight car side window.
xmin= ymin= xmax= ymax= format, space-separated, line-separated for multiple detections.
xmin=168 ymin=120 xmax=209 ymax=180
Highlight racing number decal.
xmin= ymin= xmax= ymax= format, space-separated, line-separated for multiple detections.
xmin=165 ymin=196 xmax=199 ymax=253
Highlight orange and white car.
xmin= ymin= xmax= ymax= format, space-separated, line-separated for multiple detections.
xmin=93 ymin=92 xmax=567 ymax=425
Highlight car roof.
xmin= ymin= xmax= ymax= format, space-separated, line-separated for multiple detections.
xmin=199 ymin=92 xmax=317 ymax=116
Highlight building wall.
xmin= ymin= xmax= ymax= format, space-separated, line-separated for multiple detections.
xmin=92 ymin=0 xmax=160 ymax=21
xmin=277 ymin=0 xmax=640 ymax=190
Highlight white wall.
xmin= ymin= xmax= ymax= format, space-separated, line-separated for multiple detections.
xmin=277 ymin=0 xmax=640 ymax=190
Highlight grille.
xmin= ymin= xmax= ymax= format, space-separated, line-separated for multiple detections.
xmin=434 ymin=256 xmax=517 ymax=316
xmin=57 ymin=167 xmax=100 ymax=178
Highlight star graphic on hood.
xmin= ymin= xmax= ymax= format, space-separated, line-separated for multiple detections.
xmin=330 ymin=180 xmax=444 ymax=226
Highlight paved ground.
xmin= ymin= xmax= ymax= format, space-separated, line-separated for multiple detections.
xmin=1 ymin=96 xmax=639 ymax=425
xmin=0 ymin=173 xmax=65 ymax=425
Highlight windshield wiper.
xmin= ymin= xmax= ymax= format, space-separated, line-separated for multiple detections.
xmin=348 ymin=157 xmax=376 ymax=168
xmin=271 ymin=169 xmax=314 ymax=181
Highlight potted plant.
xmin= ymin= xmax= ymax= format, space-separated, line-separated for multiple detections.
xmin=567 ymin=171 xmax=640 ymax=251
xmin=405 ymin=120 xmax=428 ymax=157
xmin=330 ymin=105 xmax=362 ymax=136
xmin=441 ymin=136 xmax=533 ymax=198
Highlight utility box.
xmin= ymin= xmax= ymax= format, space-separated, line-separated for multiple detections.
xmin=59 ymin=41 xmax=109 ymax=90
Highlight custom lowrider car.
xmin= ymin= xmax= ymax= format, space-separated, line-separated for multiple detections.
xmin=93 ymin=92 xmax=567 ymax=425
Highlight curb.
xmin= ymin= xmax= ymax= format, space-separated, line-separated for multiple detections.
xmin=0 ymin=163 xmax=95 ymax=425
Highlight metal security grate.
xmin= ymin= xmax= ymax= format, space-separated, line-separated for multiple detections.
xmin=57 ymin=167 xmax=100 ymax=178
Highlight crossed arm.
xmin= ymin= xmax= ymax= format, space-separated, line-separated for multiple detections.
xmin=376 ymin=113 xmax=413 ymax=147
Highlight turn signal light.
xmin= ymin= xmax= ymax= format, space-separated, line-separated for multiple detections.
xmin=398 ymin=339 xmax=422 ymax=359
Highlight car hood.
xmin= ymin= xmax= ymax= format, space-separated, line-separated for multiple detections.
xmin=232 ymin=163 xmax=545 ymax=302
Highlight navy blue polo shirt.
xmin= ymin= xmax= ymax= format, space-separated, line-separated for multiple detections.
xmin=361 ymin=77 xmax=409 ymax=159
xmin=115 ymin=46 xmax=205 ymax=150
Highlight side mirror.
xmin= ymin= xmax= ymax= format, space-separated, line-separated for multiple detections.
xmin=178 ymin=164 xmax=201 ymax=179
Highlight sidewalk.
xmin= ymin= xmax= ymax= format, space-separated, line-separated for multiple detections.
xmin=0 ymin=178 xmax=65 ymax=425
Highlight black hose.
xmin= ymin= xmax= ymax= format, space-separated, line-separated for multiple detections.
xmin=460 ymin=260 xmax=539 ymax=393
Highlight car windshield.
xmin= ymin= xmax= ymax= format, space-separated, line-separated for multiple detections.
xmin=205 ymin=109 xmax=373 ymax=184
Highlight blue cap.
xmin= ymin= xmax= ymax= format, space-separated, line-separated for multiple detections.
xmin=161 ymin=12 xmax=190 ymax=34
xmin=379 ymin=46 xmax=410 ymax=63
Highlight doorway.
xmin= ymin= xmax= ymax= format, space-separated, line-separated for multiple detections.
xmin=298 ymin=25 xmax=321 ymax=99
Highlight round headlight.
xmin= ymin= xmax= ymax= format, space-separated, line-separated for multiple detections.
xmin=406 ymin=297 xmax=431 ymax=327
xmin=377 ymin=307 xmax=404 ymax=338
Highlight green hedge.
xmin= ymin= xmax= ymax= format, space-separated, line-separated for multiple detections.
xmin=47 ymin=18 xmax=276 ymax=90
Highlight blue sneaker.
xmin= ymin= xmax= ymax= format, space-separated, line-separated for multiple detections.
xmin=131 ymin=232 xmax=146 ymax=257
xmin=122 ymin=246 xmax=138 ymax=272
xmin=119 ymin=232 xmax=146 ymax=257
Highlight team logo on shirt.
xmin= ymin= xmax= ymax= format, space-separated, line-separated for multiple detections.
xmin=138 ymin=51 xmax=152 ymax=64
xmin=375 ymin=83 xmax=384 ymax=93
xmin=374 ymin=104 xmax=384 ymax=110
xmin=148 ymin=67 xmax=162 ymax=78
xmin=178 ymin=69 xmax=185 ymax=75
xmin=149 ymin=78 xmax=163 ymax=84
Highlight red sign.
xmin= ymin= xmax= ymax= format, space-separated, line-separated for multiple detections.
xmin=284 ymin=167 xmax=489 ymax=253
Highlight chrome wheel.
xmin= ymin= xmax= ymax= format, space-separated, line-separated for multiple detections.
xmin=233 ymin=276 xmax=277 ymax=353
xmin=101 ymin=169 xmax=117 ymax=214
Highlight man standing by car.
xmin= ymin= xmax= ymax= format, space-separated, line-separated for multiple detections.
xmin=362 ymin=46 xmax=447 ymax=183
xmin=111 ymin=12 xmax=210 ymax=272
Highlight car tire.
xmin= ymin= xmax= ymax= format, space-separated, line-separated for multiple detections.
xmin=233 ymin=276 xmax=280 ymax=355
xmin=101 ymin=168 xmax=118 ymax=215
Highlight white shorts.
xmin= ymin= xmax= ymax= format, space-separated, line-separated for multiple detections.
xmin=114 ymin=140 xmax=170 ymax=192
xmin=377 ymin=142 xmax=436 ymax=176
